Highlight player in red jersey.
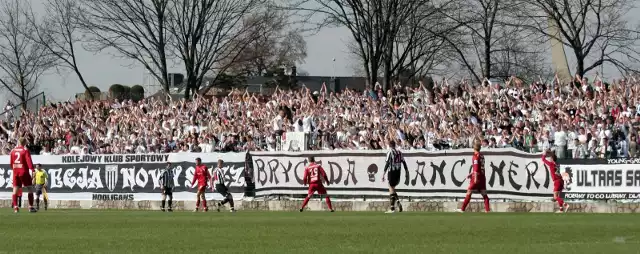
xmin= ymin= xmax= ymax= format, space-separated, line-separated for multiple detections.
xmin=457 ymin=143 xmax=490 ymax=213
xmin=10 ymin=138 xmax=36 ymax=213
xmin=542 ymin=149 xmax=570 ymax=213
xmin=299 ymin=156 xmax=334 ymax=212
xmin=191 ymin=158 xmax=211 ymax=212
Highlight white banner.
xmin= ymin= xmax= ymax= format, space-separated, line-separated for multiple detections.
xmin=559 ymin=158 xmax=640 ymax=200
xmin=282 ymin=132 xmax=307 ymax=151
xmin=251 ymin=148 xmax=555 ymax=200
xmin=0 ymin=152 xmax=249 ymax=201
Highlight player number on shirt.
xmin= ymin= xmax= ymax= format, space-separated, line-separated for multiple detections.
xmin=310 ymin=168 xmax=318 ymax=181
xmin=13 ymin=152 xmax=20 ymax=164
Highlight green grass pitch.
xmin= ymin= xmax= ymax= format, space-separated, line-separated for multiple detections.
xmin=0 ymin=210 xmax=638 ymax=254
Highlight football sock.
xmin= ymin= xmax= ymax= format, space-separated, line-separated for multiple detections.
xmin=202 ymin=199 xmax=207 ymax=209
xmin=556 ymin=197 xmax=564 ymax=209
xmin=36 ymin=197 xmax=40 ymax=209
xmin=221 ymin=198 xmax=229 ymax=205
xmin=389 ymin=194 xmax=396 ymax=211
xmin=168 ymin=198 xmax=173 ymax=209
xmin=161 ymin=200 xmax=166 ymax=209
xmin=325 ymin=196 xmax=333 ymax=210
xmin=28 ymin=193 xmax=34 ymax=207
xmin=196 ymin=199 xmax=200 ymax=209
xmin=482 ymin=194 xmax=490 ymax=212
xmin=301 ymin=196 xmax=311 ymax=209
xmin=461 ymin=194 xmax=471 ymax=211
xmin=18 ymin=196 xmax=22 ymax=207
xmin=11 ymin=194 xmax=17 ymax=208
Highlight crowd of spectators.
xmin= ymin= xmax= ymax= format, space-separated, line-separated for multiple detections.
xmin=1 ymin=74 xmax=639 ymax=160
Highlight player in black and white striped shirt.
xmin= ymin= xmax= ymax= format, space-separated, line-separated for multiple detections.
xmin=382 ymin=140 xmax=409 ymax=213
xmin=213 ymin=159 xmax=235 ymax=212
xmin=159 ymin=162 xmax=175 ymax=212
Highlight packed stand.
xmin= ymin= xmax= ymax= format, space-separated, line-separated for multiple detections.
xmin=0 ymin=75 xmax=639 ymax=159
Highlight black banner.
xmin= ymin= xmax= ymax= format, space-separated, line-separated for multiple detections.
xmin=0 ymin=161 xmax=246 ymax=194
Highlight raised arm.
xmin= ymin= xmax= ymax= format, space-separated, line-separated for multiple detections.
xmin=541 ymin=152 xmax=554 ymax=167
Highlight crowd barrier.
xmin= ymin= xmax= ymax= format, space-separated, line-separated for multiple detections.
xmin=0 ymin=148 xmax=638 ymax=203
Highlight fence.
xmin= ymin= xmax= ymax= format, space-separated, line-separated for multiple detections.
xmin=0 ymin=92 xmax=46 ymax=121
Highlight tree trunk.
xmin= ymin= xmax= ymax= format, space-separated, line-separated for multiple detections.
xmin=371 ymin=64 xmax=380 ymax=90
xmin=484 ymin=39 xmax=491 ymax=79
xmin=383 ymin=58 xmax=392 ymax=91
xmin=575 ymin=51 xmax=585 ymax=77
xmin=184 ymin=74 xmax=197 ymax=100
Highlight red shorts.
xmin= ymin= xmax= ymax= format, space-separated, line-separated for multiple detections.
xmin=553 ymin=180 xmax=564 ymax=192
xmin=307 ymin=183 xmax=327 ymax=195
xmin=12 ymin=170 xmax=32 ymax=188
xmin=468 ymin=180 xmax=486 ymax=191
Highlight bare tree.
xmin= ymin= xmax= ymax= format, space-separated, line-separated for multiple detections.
xmin=221 ymin=9 xmax=307 ymax=77
xmin=0 ymin=0 xmax=56 ymax=109
xmin=79 ymin=0 xmax=172 ymax=92
xmin=437 ymin=0 xmax=550 ymax=83
xmin=168 ymin=0 xmax=267 ymax=99
xmin=519 ymin=0 xmax=640 ymax=77
xmin=28 ymin=0 xmax=93 ymax=99
xmin=291 ymin=0 xmax=456 ymax=89
xmin=390 ymin=4 xmax=455 ymax=84
xmin=288 ymin=0 xmax=394 ymax=88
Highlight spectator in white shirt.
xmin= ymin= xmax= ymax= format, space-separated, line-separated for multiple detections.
xmin=302 ymin=115 xmax=315 ymax=133
xmin=272 ymin=110 xmax=284 ymax=136
xmin=40 ymin=146 xmax=53 ymax=155
xmin=566 ymin=129 xmax=577 ymax=157
xmin=554 ymin=125 xmax=567 ymax=159
xmin=618 ymin=137 xmax=628 ymax=158
xmin=293 ymin=118 xmax=304 ymax=132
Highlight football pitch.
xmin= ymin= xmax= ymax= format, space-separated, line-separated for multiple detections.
xmin=0 ymin=210 xmax=638 ymax=254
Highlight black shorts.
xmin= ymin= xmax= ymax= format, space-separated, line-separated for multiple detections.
xmin=215 ymin=184 xmax=229 ymax=196
xmin=162 ymin=187 xmax=173 ymax=195
xmin=35 ymin=184 xmax=44 ymax=195
xmin=387 ymin=171 xmax=401 ymax=187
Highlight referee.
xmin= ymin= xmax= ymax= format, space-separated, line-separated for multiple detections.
xmin=382 ymin=140 xmax=409 ymax=213
xmin=159 ymin=162 xmax=175 ymax=212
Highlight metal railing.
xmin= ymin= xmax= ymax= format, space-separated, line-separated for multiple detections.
xmin=0 ymin=92 xmax=46 ymax=121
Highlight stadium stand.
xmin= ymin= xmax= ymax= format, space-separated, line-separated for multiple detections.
xmin=0 ymin=77 xmax=638 ymax=159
